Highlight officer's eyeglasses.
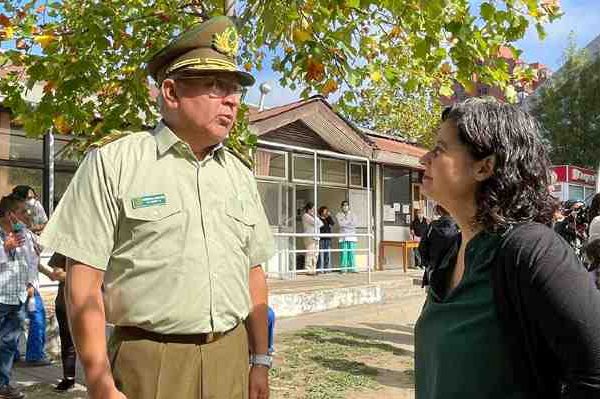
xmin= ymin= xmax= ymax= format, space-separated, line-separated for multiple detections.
xmin=175 ymin=75 xmax=245 ymax=99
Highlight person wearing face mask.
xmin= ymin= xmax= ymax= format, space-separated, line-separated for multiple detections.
xmin=12 ymin=186 xmax=48 ymax=235
xmin=336 ymin=201 xmax=358 ymax=273
xmin=302 ymin=202 xmax=323 ymax=275
xmin=0 ymin=194 xmax=37 ymax=399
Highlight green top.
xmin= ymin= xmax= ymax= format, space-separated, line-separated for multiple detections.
xmin=40 ymin=122 xmax=275 ymax=334
xmin=415 ymin=232 xmax=529 ymax=399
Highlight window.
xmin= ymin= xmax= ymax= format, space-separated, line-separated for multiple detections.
xmin=0 ymin=166 xmax=43 ymax=198
xmin=478 ymin=86 xmax=489 ymax=96
xmin=54 ymin=171 xmax=76 ymax=206
xmin=568 ymin=185 xmax=584 ymax=201
xmin=292 ymin=154 xmax=314 ymax=182
xmin=383 ymin=167 xmax=411 ymax=226
xmin=320 ymin=158 xmax=347 ymax=185
xmin=54 ymin=136 xmax=78 ymax=166
xmin=350 ymin=163 xmax=364 ymax=187
xmin=254 ymin=149 xmax=287 ymax=180
xmin=0 ymin=129 xmax=43 ymax=161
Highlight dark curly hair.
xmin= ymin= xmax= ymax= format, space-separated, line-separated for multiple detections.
xmin=442 ymin=97 xmax=555 ymax=231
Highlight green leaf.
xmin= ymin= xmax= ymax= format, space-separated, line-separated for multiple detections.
xmin=480 ymin=2 xmax=495 ymax=21
xmin=439 ymin=84 xmax=454 ymax=98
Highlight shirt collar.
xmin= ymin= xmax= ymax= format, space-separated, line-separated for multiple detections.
xmin=153 ymin=120 xmax=227 ymax=166
xmin=153 ymin=120 xmax=181 ymax=156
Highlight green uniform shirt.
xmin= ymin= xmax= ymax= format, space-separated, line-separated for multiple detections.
xmin=415 ymin=232 xmax=529 ymax=399
xmin=40 ymin=122 xmax=275 ymax=334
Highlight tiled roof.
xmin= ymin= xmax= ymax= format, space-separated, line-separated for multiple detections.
xmin=370 ymin=136 xmax=428 ymax=158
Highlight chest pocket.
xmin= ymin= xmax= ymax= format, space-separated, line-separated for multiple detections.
xmin=225 ymin=196 xmax=257 ymax=248
xmin=121 ymin=199 xmax=184 ymax=261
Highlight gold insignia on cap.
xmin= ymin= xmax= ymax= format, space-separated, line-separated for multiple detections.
xmin=212 ymin=26 xmax=239 ymax=58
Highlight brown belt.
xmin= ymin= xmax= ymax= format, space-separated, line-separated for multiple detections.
xmin=114 ymin=324 xmax=239 ymax=345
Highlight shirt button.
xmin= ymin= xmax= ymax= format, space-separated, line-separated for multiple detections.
xmin=153 ymin=210 xmax=159 ymax=217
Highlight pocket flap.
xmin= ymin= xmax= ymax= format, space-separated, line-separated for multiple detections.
xmin=123 ymin=197 xmax=181 ymax=222
xmin=226 ymin=198 xmax=257 ymax=226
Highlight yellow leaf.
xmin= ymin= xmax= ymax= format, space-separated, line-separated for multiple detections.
xmin=53 ymin=116 xmax=71 ymax=134
xmin=321 ymin=79 xmax=338 ymax=96
xmin=439 ymin=84 xmax=454 ymax=98
xmin=504 ymin=85 xmax=517 ymax=103
xmin=35 ymin=34 xmax=55 ymax=49
xmin=370 ymin=70 xmax=382 ymax=83
xmin=293 ymin=29 xmax=311 ymax=44
xmin=3 ymin=26 xmax=14 ymax=39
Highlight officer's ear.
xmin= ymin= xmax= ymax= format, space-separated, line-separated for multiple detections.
xmin=160 ymin=78 xmax=180 ymax=110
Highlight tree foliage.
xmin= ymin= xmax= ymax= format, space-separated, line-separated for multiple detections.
xmin=530 ymin=39 xmax=600 ymax=168
xmin=0 ymin=0 xmax=562 ymax=154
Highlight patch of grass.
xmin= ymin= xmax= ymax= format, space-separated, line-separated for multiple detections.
xmin=270 ymin=327 xmax=409 ymax=399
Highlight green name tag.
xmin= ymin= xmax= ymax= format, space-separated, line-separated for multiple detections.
xmin=131 ymin=194 xmax=167 ymax=209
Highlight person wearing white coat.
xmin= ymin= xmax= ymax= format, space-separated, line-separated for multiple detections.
xmin=302 ymin=202 xmax=323 ymax=275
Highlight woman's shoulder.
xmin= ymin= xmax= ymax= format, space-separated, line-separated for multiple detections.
xmin=501 ymin=222 xmax=578 ymax=272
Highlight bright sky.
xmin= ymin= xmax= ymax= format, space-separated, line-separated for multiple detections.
xmin=245 ymin=0 xmax=600 ymax=108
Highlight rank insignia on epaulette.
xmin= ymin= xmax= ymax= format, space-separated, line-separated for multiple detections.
xmin=88 ymin=130 xmax=131 ymax=149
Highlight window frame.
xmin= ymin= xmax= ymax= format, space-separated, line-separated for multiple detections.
xmin=349 ymin=162 xmax=365 ymax=188
xmin=292 ymin=153 xmax=316 ymax=184
xmin=254 ymin=148 xmax=288 ymax=182
xmin=319 ymin=157 xmax=348 ymax=187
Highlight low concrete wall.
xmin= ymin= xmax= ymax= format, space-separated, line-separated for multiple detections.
xmin=270 ymin=285 xmax=383 ymax=318
xmin=270 ymin=277 xmax=425 ymax=318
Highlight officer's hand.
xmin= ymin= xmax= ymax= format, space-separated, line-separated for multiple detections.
xmin=4 ymin=232 xmax=24 ymax=252
xmin=249 ymin=365 xmax=269 ymax=399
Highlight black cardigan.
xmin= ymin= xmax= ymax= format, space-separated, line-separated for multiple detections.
xmin=492 ymin=223 xmax=600 ymax=398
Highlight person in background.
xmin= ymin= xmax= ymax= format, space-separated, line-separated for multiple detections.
xmin=336 ymin=201 xmax=358 ymax=273
xmin=554 ymin=200 xmax=587 ymax=260
xmin=410 ymin=209 xmax=429 ymax=268
xmin=418 ymin=205 xmax=459 ymax=287
xmin=302 ymin=202 xmax=323 ymax=275
xmin=47 ymin=252 xmax=77 ymax=391
xmin=0 ymin=194 xmax=37 ymax=399
xmin=585 ymin=193 xmax=600 ymax=288
xmin=416 ymin=97 xmax=600 ymax=398
xmin=10 ymin=192 xmax=52 ymax=368
xmin=12 ymin=186 xmax=47 ymax=235
xmin=317 ymin=206 xmax=335 ymax=273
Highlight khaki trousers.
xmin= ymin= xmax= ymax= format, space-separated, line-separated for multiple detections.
xmin=108 ymin=323 xmax=249 ymax=399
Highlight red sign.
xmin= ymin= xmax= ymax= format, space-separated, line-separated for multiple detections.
xmin=551 ymin=165 xmax=596 ymax=186
xmin=551 ymin=166 xmax=566 ymax=183
xmin=569 ymin=166 xmax=596 ymax=186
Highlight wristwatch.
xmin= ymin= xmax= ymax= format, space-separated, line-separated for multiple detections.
xmin=249 ymin=354 xmax=273 ymax=369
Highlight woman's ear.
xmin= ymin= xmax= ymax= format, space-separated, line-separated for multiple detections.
xmin=474 ymin=154 xmax=496 ymax=182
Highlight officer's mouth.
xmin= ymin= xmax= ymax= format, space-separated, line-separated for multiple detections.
xmin=217 ymin=114 xmax=234 ymax=124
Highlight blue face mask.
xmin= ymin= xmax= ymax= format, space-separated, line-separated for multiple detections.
xmin=12 ymin=222 xmax=25 ymax=233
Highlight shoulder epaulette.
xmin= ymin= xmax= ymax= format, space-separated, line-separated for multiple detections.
xmin=88 ymin=130 xmax=133 ymax=149
xmin=224 ymin=146 xmax=253 ymax=170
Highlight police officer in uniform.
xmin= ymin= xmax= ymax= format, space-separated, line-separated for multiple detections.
xmin=40 ymin=16 xmax=274 ymax=399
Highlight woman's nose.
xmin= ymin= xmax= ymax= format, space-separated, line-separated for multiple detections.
xmin=420 ymin=151 xmax=432 ymax=166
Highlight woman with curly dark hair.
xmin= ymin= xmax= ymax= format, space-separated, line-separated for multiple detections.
xmin=415 ymin=98 xmax=600 ymax=398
